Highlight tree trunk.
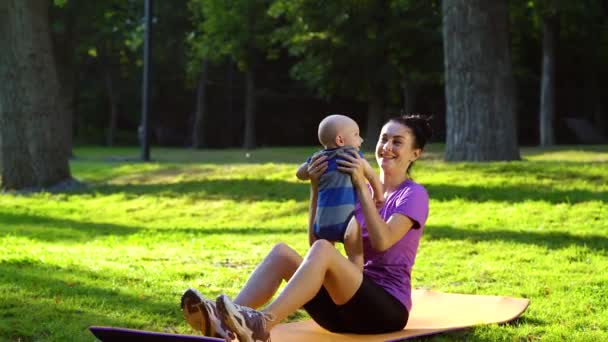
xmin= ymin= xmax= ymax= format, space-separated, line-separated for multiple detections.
xmin=97 ymin=41 xmax=120 ymax=148
xmin=594 ymin=101 xmax=606 ymax=136
xmin=0 ymin=0 xmax=72 ymax=190
xmin=65 ymin=72 xmax=75 ymax=159
xmin=401 ymin=79 xmax=417 ymax=114
xmin=192 ymin=59 xmax=208 ymax=148
xmin=104 ymin=71 xmax=119 ymax=147
xmin=222 ymin=61 xmax=235 ymax=148
xmin=243 ymin=68 xmax=256 ymax=149
xmin=71 ymin=70 xmax=81 ymax=149
xmin=51 ymin=0 xmax=76 ymax=157
xmin=364 ymin=95 xmax=384 ymax=151
xmin=442 ymin=0 xmax=520 ymax=161
xmin=585 ymin=57 xmax=606 ymax=137
xmin=539 ymin=15 xmax=557 ymax=146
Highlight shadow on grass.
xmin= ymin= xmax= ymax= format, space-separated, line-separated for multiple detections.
xmin=0 ymin=260 xmax=182 ymax=341
xmin=0 ymin=212 xmax=141 ymax=242
xmin=80 ymin=177 xmax=606 ymax=204
xmin=73 ymin=146 xmax=318 ymax=165
xmin=426 ymin=183 xmax=607 ymax=204
xmin=0 ymin=212 xmax=305 ymax=243
xmin=89 ymin=179 xmax=310 ymax=202
xmin=425 ymin=225 xmax=608 ymax=254
xmin=152 ymin=226 xmax=306 ymax=237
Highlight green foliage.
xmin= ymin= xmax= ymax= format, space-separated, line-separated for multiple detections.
xmin=1 ymin=146 xmax=607 ymax=340
xmin=49 ymin=0 xmax=143 ymax=135
xmin=268 ymin=0 xmax=442 ymax=102
xmin=61 ymin=0 xmax=141 ymax=59
xmin=49 ymin=0 xmax=196 ymax=144
xmin=53 ymin=0 xmax=68 ymax=8
xmin=187 ymin=0 xmax=277 ymax=74
xmin=47 ymin=0 xmax=608 ymax=146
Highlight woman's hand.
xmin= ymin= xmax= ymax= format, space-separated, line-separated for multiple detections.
xmin=336 ymin=150 xmax=367 ymax=188
xmin=307 ymin=154 xmax=328 ymax=185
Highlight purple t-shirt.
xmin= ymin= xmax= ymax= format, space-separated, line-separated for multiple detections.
xmin=354 ymin=179 xmax=429 ymax=311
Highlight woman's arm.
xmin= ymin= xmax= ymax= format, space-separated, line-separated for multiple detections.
xmin=356 ymin=186 xmax=415 ymax=251
xmin=338 ymin=152 xmax=415 ymax=252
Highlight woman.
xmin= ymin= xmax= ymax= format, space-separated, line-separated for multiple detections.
xmin=181 ymin=115 xmax=432 ymax=342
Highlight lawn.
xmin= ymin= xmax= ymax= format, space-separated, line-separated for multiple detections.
xmin=1 ymin=145 xmax=607 ymax=341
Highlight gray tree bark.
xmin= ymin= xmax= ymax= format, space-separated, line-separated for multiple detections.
xmin=442 ymin=0 xmax=520 ymax=161
xmin=0 ymin=0 xmax=72 ymax=190
xmin=192 ymin=59 xmax=208 ymax=148
xmin=539 ymin=16 xmax=557 ymax=146
xmin=51 ymin=0 xmax=76 ymax=157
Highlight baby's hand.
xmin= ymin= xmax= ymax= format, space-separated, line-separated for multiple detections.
xmin=372 ymin=191 xmax=385 ymax=208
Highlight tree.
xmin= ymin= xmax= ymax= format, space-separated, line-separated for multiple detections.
xmin=50 ymin=0 xmax=143 ymax=147
xmin=270 ymin=0 xmax=442 ymax=147
xmin=189 ymin=0 xmax=277 ymax=149
xmin=510 ymin=0 xmax=608 ymax=145
xmin=50 ymin=0 xmax=77 ymax=155
xmin=442 ymin=0 xmax=520 ymax=161
xmin=0 ymin=0 xmax=72 ymax=190
xmin=534 ymin=0 xmax=607 ymax=144
xmin=539 ymin=12 xmax=557 ymax=146
xmin=50 ymin=0 xmax=197 ymax=148
xmin=191 ymin=59 xmax=209 ymax=148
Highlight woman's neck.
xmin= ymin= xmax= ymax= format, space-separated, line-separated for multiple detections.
xmin=380 ymin=171 xmax=409 ymax=193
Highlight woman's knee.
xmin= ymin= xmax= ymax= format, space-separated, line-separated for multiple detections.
xmin=270 ymin=242 xmax=298 ymax=259
xmin=307 ymin=239 xmax=337 ymax=259
xmin=268 ymin=242 xmax=302 ymax=270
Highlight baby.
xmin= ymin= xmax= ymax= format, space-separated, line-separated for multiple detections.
xmin=297 ymin=114 xmax=384 ymax=267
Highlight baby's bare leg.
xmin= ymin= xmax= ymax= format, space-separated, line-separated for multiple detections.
xmin=343 ymin=218 xmax=363 ymax=270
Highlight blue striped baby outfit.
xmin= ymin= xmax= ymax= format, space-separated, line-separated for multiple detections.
xmin=308 ymin=146 xmax=363 ymax=242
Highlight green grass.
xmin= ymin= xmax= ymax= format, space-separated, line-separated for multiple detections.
xmin=1 ymin=145 xmax=607 ymax=341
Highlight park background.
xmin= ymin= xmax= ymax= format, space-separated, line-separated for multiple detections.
xmin=1 ymin=0 xmax=607 ymax=341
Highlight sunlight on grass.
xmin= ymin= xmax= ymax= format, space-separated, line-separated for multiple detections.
xmin=1 ymin=144 xmax=607 ymax=341
xmin=522 ymin=145 xmax=608 ymax=162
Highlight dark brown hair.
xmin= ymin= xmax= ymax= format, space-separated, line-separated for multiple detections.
xmin=386 ymin=114 xmax=433 ymax=176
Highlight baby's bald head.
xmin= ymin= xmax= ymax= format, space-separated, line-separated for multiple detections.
xmin=318 ymin=114 xmax=358 ymax=148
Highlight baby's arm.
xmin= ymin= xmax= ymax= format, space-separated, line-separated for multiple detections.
xmin=296 ymin=162 xmax=310 ymax=180
xmin=362 ymin=158 xmax=384 ymax=206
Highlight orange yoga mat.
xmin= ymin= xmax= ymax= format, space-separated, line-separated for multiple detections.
xmin=270 ymin=289 xmax=530 ymax=341
xmin=90 ymin=290 xmax=529 ymax=341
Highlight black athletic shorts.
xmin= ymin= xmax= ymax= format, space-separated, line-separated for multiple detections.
xmin=303 ymin=275 xmax=409 ymax=334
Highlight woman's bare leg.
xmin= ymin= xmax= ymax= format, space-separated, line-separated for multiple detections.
xmin=262 ymin=239 xmax=363 ymax=329
xmin=233 ymin=243 xmax=303 ymax=309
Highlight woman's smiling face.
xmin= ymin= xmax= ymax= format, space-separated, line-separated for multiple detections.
xmin=375 ymin=121 xmax=421 ymax=174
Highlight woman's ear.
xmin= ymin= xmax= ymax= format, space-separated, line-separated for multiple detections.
xmin=412 ymin=148 xmax=422 ymax=161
